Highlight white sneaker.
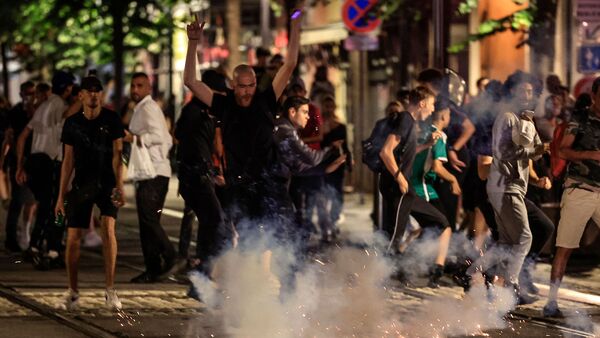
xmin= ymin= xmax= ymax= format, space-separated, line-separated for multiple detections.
xmin=83 ymin=230 xmax=103 ymax=248
xmin=58 ymin=289 xmax=79 ymax=311
xmin=105 ymin=288 xmax=122 ymax=310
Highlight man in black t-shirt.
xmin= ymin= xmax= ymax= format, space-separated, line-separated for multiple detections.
xmin=175 ymin=70 xmax=233 ymax=293
xmin=378 ymin=86 xmax=436 ymax=254
xmin=183 ymin=16 xmax=301 ymax=228
xmin=2 ymin=81 xmax=36 ymax=252
xmin=55 ymin=77 xmax=125 ymax=311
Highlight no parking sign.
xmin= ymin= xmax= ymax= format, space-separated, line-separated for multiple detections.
xmin=342 ymin=0 xmax=381 ymax=33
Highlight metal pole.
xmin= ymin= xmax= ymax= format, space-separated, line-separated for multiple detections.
xmin=226 ymin=0 xmax=241 ymax=68
xmin=168 ymin=6 xmax=174 ymax=101
xmin=359 ymin=50 xmax=366 ymax=204
xmin=260 ymin=0 xmax=270 ymax=47
xmin=433 ymin=0 xmax=445 ymax=69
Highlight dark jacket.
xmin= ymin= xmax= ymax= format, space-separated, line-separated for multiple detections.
xmin=273 ymin=117 xmax=337 ymax=181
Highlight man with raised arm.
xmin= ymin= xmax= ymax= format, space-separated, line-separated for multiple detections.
xmin=183 ymin=9 xmax=301 ymax=230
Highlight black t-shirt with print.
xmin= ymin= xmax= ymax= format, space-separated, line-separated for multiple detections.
xmin=61 ymin=108 xmax=125 ymax=187
xmin=210 ymin=85 xmax=278 ymax=181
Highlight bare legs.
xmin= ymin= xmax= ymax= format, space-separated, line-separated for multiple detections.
xmin=65 ymin=216 xmax=117 ymax=291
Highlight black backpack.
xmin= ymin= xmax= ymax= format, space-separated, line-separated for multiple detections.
xmin=362 ymin=114 xmax=397 ymax=172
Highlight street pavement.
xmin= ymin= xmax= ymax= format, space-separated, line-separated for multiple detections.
xmin=0 ymin=178 xmax=599 ymax=338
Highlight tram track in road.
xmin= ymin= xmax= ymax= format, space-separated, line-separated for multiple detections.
xmin=0 ymin=205 xmax=191 ymax=338
xmin=0 ymin=283 xmax=121 ymax=338
xmin=398 ymin=286 xmax=597 ymax=337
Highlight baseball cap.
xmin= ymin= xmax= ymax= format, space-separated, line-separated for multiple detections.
xmin=81 ymin=76 xmax=103 ymax=92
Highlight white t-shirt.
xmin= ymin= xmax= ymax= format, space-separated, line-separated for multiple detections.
xmin=27 ymin=94 xmax=68 ymax=161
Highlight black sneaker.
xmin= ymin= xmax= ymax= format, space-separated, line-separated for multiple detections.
xmin=157 ymin=259 xmax=183 ymax=281
xmin=33 ymin=255 xmax=50 ymax=271
xmin=187 ymin=285 xmax=202 ymax=302
xmin=391 ymin=270 xmax=413 ymax=287
xmin=130 ymin=271 xmax=159 ymax=283
xmin=427 ymin=264 xmax=444 ymax=288
xmin=452 ymin=270 xmax=472 ymax=292
xmin=48 ymin=256 xmax=65 ymax=269
xmin=22 ymin=247 xmax=38 ymax=263
xmin=542 ymin=301 xmax=564 ymax=318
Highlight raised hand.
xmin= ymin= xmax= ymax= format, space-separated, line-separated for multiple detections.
xmin=187 ymin=19 xmax=205 ymax=41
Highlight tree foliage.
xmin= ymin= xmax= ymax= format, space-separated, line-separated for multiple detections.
xmin=448 ymin=0 xmax=556 ymax=54
xmin=11 ymin=0 xmax=179 ymax=74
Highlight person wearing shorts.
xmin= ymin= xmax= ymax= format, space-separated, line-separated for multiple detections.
xmin=55 ymin=76 xmax=125 ymax=311
xmin=543 ymin=77 xmax=600 ymax=317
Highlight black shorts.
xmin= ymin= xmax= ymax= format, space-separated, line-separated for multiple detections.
xmin=66 ymin=185 xmax=118 ymax=229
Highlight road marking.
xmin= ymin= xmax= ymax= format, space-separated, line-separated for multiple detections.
xmin=401 ymin=286 xmax=596 ymax=337
xmin=161 ymin=208 xmax=185 ymax=219
xmin=122 ymin=205 xmax=191 ymax=246
xmin=535 ymin=282 xmax=600 ymax=306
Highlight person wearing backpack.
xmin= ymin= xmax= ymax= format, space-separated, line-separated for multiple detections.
xmin=377 ymin=86 xmax=436 ymax=254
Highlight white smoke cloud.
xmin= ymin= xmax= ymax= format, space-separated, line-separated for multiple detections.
xmin=402 ymin=285 xmax=516 ymax=337
xmin=564 ymin=308 xmax=598 ymax=335
xmin=187 ymin=224 xmax=525 ymax=337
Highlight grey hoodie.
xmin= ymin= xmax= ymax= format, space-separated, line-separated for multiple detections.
xmin=487 ymin=111 xmax=542 ymax=195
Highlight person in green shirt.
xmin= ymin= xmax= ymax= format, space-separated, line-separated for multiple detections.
xmin=408 ymin=97 xmax=461 ymax=287
xmin=411 ymin=99 xmax=461 ymax=207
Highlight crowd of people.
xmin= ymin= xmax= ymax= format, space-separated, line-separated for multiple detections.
xmin=375 ymin=69 xmax=600 ymax=318
xmin=0 ymin=9 xmax=598 ymax=320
